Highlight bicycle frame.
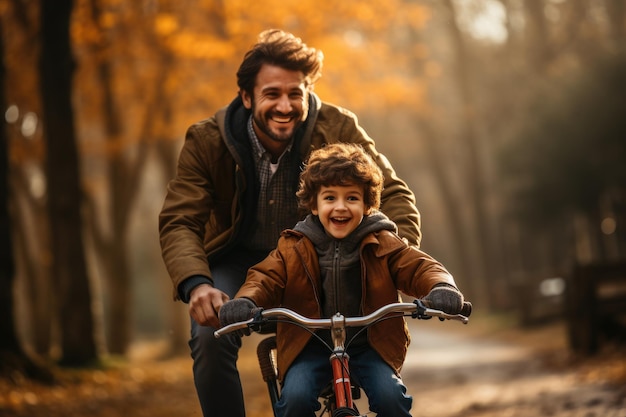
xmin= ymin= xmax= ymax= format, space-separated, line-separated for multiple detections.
xmin=215 ymin=299 xmax=469 ymax=416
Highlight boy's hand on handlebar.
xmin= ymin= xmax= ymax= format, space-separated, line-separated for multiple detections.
xmin=424 ymin=284 xmax=465 ymax=315
xmin=219 ymin=298 xmax=261 ymax=337
xmin=189 ymin=284 xmax=230 ymax=328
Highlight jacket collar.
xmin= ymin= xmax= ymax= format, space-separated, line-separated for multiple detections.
xmin=297 ymin=92 xmax=321 ymax=160
xmin=216 ymin=92 xmax=321 ymax=158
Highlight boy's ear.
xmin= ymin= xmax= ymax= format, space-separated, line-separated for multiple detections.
xmin=364 ymin=206 xmax=373 ymax=215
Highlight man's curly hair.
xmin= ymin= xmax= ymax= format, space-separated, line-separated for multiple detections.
xmin=237 ymin=29 xmax=324 ymax=94
xmin=296 ymin=143 xmax=383 ymax=213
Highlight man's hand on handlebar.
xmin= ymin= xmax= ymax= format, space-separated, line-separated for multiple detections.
xmin=189 ymin=284 xmax=230 ymax=328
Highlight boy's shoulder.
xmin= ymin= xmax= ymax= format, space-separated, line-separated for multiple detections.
xmin=278 ymin=229 xmax=311 ymax=249
xmin=366 ymin=229 xmax=408 ymax=253
xmin=280 ymin=228 xmax=304 ymax=239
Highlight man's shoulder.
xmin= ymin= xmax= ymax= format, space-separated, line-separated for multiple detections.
xmin=184 ymin=117 xmax=224 ymax=152
xmin=186 ymin=99 xmax=238 ymax=139
xmin=318 ymin=101 xmax=357 ymax=120
xmin=313 ymin=101 xmax=361 ymax=139
xmin=188 ymin=116 xmax=219 ymax=132
xmin=185 ymin=104 xmax=231 ymax=144
xmin=189 ymin=101 xmax=229 ymax=128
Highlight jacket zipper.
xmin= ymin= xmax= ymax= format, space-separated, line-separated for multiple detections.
xmin=333 ymin=241 xmax=341 ymax=314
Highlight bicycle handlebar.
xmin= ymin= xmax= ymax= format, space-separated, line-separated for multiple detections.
xmin=214 ymin=299 xmax=469 ymax=338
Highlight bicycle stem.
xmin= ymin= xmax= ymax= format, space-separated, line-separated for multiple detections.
xmin=331 ymin=313 xmax=347 ymax=349
xmin=329 ymin=313 xmax=354 ymax=410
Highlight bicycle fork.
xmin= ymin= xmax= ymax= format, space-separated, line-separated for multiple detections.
xmin=329 ymin=349 xmax=353 ymax=409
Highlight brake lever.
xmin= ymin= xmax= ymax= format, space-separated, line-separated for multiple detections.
xmin=249 ymin=308 xmax=267 ymax=333
xmin=412 ymin=299 xmax=432 ymax=320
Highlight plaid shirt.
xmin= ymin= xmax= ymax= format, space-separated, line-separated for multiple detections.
xmin=242 ymin=117 xmax=301 ymax=251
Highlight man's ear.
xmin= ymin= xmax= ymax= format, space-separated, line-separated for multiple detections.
xmin=240 ymin=89 xmax=252 ymax=109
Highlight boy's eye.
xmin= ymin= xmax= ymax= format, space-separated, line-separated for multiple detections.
xmin=347 ymin=196 xmax=360 ymax=201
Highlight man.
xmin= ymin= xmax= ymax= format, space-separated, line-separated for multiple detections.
xmin=159 ymin=29 xmax=421 ymax=417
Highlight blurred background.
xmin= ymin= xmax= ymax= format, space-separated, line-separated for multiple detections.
xmin=1 ymin=0 xmax=625 ymax=374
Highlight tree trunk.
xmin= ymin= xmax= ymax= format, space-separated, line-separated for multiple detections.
xmin=412 ymin=116 xmax=477 ymax=298
xmin=155 ymin=139 xmax=190 ymax=355
xmin=441 ymin=0 xmax=501 ymax=309
xmin=605 ymin=0 xmax=626 ymax=49
xmin=39 ymin=0 xmax=97 ymax=366
xmin=524 ymin=0 xmax=552 ymax=71
xmin=96 ymin=41 xmax=133 ymax=356
xmin=10 ymin=165 xmax=55 ymax=356
xmin=0 ymin=17 xmax=52 ymax=382
xmin=0 ymin=15 xmax=21 ymax=365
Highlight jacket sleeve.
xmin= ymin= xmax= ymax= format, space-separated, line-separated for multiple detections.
xmin=235 ymin=245 xmax=288 ymax=308
xmin=388 ymin=240 xmax=456 ymax=298
xmin=158 ymin=121 xmax=216 ymax=300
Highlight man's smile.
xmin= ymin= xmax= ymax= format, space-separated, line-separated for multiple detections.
xmin=270 ymin=114 xmax=295 ymax=124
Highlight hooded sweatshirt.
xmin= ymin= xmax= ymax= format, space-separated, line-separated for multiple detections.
xmin=293 ymin=211 xmax=397 ymax=345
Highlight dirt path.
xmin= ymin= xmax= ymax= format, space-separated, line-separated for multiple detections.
xmin=402 ymin=318 xmax=626 ymax=417
xmin=1 ymin=316 xmax=624 ymax=417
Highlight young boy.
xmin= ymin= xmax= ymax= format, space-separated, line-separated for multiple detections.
xmin=219 ymin=143 xmax=469 ymax=417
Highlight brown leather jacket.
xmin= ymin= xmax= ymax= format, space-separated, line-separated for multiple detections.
xmin=159 ymin=93 xmax=421 ymax=299
xmin=236 ymin=228 xmax=456 ymax=380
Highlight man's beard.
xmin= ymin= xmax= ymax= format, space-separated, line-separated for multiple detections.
xmin=252 ymin=112 xmax=300 ymax=143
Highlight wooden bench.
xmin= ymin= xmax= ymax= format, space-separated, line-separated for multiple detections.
xmin=515 ymin=276 xmax=566 ymax=326
xmin=566 ymin=261 xmax=626 ymax=355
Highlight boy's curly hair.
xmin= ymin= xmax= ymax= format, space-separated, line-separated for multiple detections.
xmin=297 ymin=143 xmax=383 ymax=213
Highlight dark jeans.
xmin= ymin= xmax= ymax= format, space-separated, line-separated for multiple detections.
xmin=275 ymin=342 xmax=413 ymax=417
xmin=188 ymin=249 xmax=269 ymax=417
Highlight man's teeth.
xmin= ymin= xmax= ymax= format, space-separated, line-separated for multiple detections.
xmin=272 ymin=116 xmax=291 ymax=123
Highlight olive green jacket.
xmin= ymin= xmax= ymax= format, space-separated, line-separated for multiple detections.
xmin=159 ymin=93 xmax=421 ymax=299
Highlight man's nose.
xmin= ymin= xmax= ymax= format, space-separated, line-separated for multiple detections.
xmin=275 ymin=94 xmax=293 ymax=113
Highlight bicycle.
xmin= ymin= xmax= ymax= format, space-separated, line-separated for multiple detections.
xmin=215 ymin=299 xmax=470 ymax=417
